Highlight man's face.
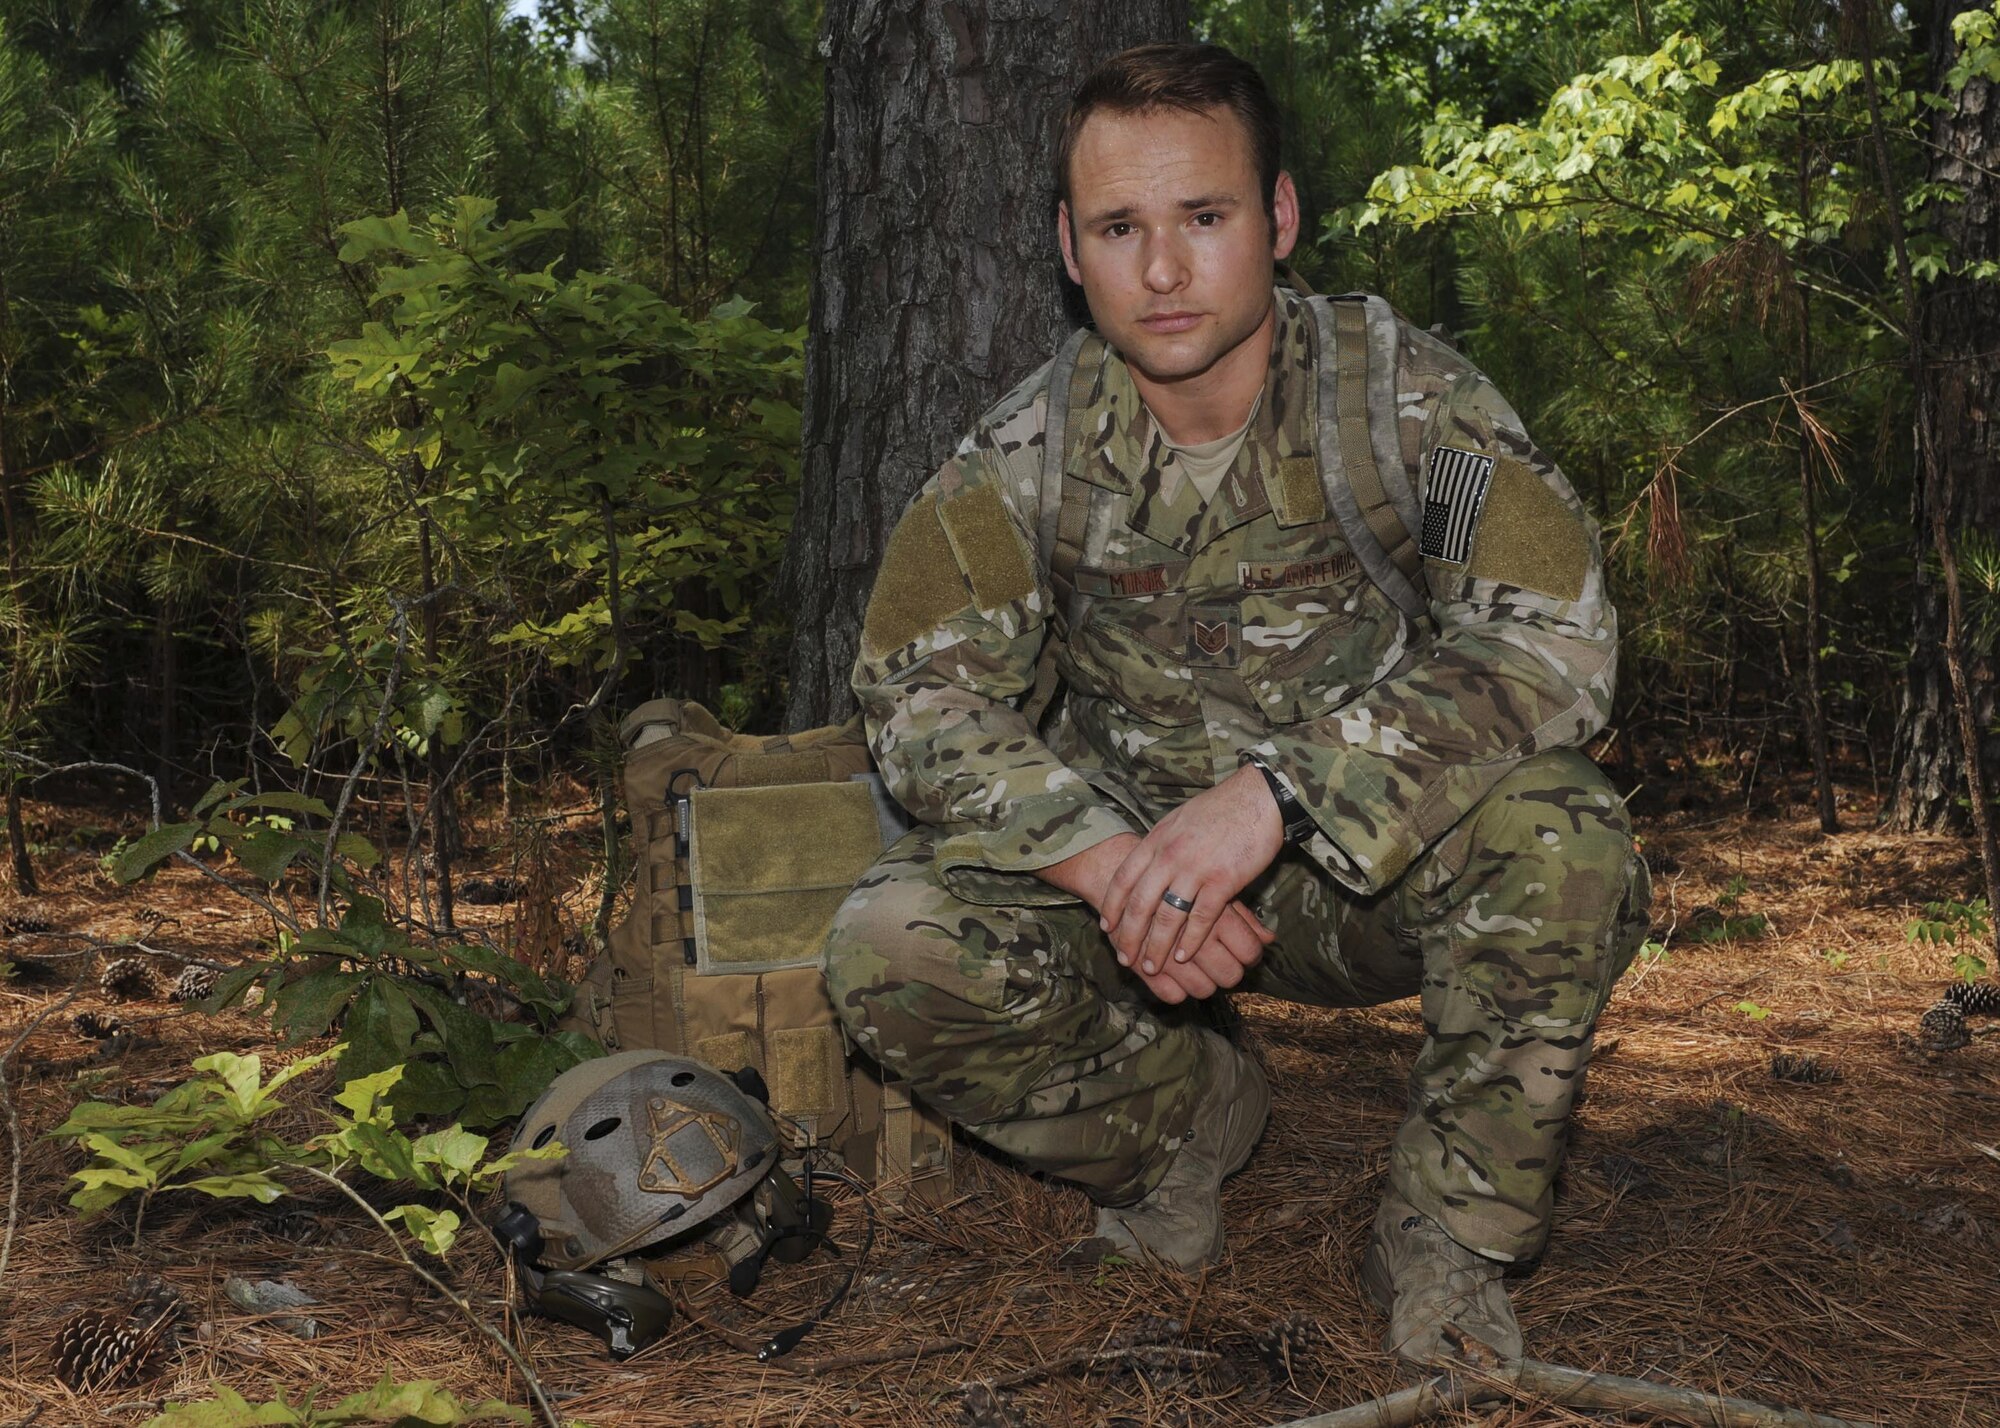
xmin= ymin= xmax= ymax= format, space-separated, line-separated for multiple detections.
xmin=1059 ymin=105 xmax=1299 ymax=389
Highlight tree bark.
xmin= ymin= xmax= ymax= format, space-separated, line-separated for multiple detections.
xmin=783 ymin=0 xmax=1189 ymax=729
xmin=1888 ymin=0 xmax=2000 ymax=846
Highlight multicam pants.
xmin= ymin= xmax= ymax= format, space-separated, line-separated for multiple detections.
xmin=822 ymin=749 xmax=1650 ymax=1263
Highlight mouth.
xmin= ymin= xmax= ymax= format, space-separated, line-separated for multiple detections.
xmin=1137 ymin=311 xmax=1203 ymax=334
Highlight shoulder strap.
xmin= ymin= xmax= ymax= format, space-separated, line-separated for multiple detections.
xmin=1037 ymin=327 xmax=1095 ymax=640
xmin=1024 ymin=326 xmax=1094 ymax=727
xmin=1310 ymin=296 xmax=1429 ymax=620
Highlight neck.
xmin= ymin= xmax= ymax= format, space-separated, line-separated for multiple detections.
xmin=1127 ymin=299 xmax=1276 ymax=446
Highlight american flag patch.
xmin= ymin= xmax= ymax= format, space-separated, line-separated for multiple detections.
xmin=1419 ymin=446 xmax=1496 ymax=564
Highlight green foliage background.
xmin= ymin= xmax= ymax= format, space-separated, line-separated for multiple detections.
xmin=1 ymin=0 xmax=1988 ymax=859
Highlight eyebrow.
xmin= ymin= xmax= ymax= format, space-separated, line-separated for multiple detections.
xmin=1080 ymin=193 xmax=1243 ymax=226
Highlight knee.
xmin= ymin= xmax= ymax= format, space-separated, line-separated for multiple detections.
xmin=820 ymin=861 xmax=1021 ymax=1058
xmin=1440 ymin=752 xmax=1646 ymax=1021
xmin=1470 ymin=751 xmax=1633 ymax=888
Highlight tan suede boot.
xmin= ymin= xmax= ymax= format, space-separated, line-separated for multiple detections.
xmin=1360 ymin=1190 xmax=1523 ymax=1366
xmin=1071 ymin=1029 xmax=1270 ymax=1271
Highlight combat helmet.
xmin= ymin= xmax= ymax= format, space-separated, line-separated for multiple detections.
xmin=495 ymin=1050 xmax=802 ymax=1357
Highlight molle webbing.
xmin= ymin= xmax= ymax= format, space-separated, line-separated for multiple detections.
xmin=560 ymin=698 xmax=953 ymax=1206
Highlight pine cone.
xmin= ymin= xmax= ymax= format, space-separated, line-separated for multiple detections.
xmin=73 ymin=1010 xmax=126 ymax=1041
xmin=1918 ymin=1000 xmax=1970 ymax=1052
xmin=1944 ymin=981 xmax=2000 ymax=1017
xmin=1769 ymin=1051 xmax=1841 ymax=1084
xmin=99 ymin=957 xmax=157 ymax=1001
xmin=121 ymin=1276 xmax=186 ymax=1347
xmin=169 ymin=964 xmax=218 ymax=1004
xmin=1252 ymin=1313 xmax=1325 ymax=1378
xmin=49 ymin=1306 xmax=170 ymax=1390
xmin=0 ymin=909 xmax=53 ymax=935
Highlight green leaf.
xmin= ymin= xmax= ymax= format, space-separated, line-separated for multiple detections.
xmin=112 ymin=821 xmax=203 ymax=883
xmin=142 ymin=1384 xmax=304 ymax=1426
xmin=341 ymin=981 xmax=422 ymax=1077
xmin=273 ymin=968 xmax=367 ymax=1044
xmin=192 ymin=1052 xmax=265 ymax=1119
xmin=217 ymin=791 xmax=334 ymax=819
xmin=1733 ymin=1000 xmax=1772 ymax=1021
xmin=334 ymin=832 xmax=384 ymax=870
xmin=233 ymin=826 xmax=309 ymax=885
xmin=388 ymin=1204 xmax=463 ymax=1256
xmin=203 ymin=963 xmax=267 ymax=1014
xmin=409 ymin=1126 xmax=488 ymax=1181
xmin=332 ymin=1065 xmax=407 ymax=1122
xmin=179 ymin=1172 xmax=288 ymax=1203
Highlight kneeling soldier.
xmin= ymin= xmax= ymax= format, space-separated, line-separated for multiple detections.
xmin=824 ymin=42 xmax=1650 ymax=1367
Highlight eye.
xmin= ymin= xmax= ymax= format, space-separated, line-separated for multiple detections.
xmin=1193 ymin=211 xmax=1222 ymax=228
xmin=1103 ymin=222 xmax=1133 ymax=239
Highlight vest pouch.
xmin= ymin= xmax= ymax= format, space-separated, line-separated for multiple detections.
xmin=562 ymin=698 xmax=953 ymax=1207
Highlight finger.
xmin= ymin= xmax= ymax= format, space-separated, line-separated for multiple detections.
xmin=1187 ymin=907 xmax=1269 ymax=974
xmin=1143 ymin=965 xmax=1188 ymax=1005
xmin=1232 ymin=901 xmax=1278 ymax=944
xmin=1188 ymin=938 xmax=1248 ymax=991
xmin=1119 ymin=860 xmax=1185 ymax=968
xmin=1168 ymin=887 xmax=1227 ymax=966
xmin=1140 ymin=875 xmax=1205 ymax=972
xmin=1159 ymin=956 xmax=1218 ymax=1002
xmin=1098 ymin=839 xmax=1152 ymax=942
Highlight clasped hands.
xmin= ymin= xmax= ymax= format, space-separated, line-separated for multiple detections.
xmin=1040 ymin=764 xmax=1286 ymax=1005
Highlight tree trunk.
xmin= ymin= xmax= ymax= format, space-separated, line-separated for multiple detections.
xmin=782 ymin=0 xmax=1189 ymax=729
xmin=1888 ymin=0 xmax=2000 ymax=842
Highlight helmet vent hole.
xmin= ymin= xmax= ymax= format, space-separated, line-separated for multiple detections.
xmin=583 ymin=1116 xmax=622 ymax=1141
xmin=530 ymin=1126 xmax=556 ymax=1149
xmin=669 ymin=1071 xmax=696 ymax=1087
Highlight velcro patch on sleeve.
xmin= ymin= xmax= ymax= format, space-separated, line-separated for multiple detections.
xmin=1419 ymin=446 xmax=1496 ymax=565
xmin=1465 ymin=456 xmax=1590 ymax=601
xmin=861 ymin=492 xmax=970 ymax=657
xmin=937 ymin=479 xmax=1036 ymax=612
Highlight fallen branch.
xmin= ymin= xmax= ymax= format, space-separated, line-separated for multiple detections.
xmin=1512 ymin=1358 xmax=1878 ymax=1428
xmin=783 ymin=1335 xmax=973 ymax=1375
xmin=1266 ymin=1374 xmax=1467 ymax=1427
xmin=1267 ymin=1357 xmax=1879 ymax=1428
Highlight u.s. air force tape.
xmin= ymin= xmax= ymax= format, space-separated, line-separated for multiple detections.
xmin=1418 ymin=446 xmax=1496 ymax=565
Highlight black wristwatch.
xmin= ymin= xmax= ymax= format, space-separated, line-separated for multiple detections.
xmin=1249 ymin=759 xmax=1316 ymax=846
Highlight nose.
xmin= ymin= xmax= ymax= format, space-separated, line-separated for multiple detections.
xmin=1142 ymin=228 xmax=1190 ymax=295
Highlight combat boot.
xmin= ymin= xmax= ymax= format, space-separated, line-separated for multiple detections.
xmin=1360 ymin=1190 xmax=1523 ymax=1366
xmin=1071 ymin=1028 xmax=1269 ymax=1271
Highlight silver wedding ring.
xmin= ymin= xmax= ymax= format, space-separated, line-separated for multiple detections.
xmin=1160 ymin=890 xmax=1195 ymax=913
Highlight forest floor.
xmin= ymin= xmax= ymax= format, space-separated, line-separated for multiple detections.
xmin=1 ymin=759 xmax=1997 ymax=1428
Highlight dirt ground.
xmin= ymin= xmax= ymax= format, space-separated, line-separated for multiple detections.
xmin=2 ymin=764 xmax=1997 ymax=1428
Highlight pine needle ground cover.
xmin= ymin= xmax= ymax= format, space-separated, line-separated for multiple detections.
xmin=1 ymin=772 xmax=1995 ymax=1428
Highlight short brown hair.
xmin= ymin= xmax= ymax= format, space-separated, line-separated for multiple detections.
xmin=1057 ymin=43 xmax=1282 ymax=229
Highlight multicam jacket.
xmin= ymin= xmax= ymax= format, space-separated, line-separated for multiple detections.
xmin=853 ymin=287 xmax=1616 ymax=904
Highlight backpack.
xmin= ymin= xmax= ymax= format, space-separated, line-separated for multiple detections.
xmin=562 ymin=699 xmax=952 ymax=1206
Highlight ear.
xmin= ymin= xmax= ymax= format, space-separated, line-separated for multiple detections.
xmin=1058 ymin=201 xmax=1083 ymax=286
xmin=1270 ymin=171 xmax=1300 ymax=262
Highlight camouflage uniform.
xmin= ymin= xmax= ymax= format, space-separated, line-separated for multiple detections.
xmin=826 ymin=288 xmax=1650 ymax=1264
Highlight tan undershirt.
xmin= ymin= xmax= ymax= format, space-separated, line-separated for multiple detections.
xmin=1155 ymin=393 xmax=1260 ymax=508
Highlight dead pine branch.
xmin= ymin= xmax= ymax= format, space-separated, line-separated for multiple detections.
xmin=1269 ymin=1356 xmax=1880 ymax=1428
